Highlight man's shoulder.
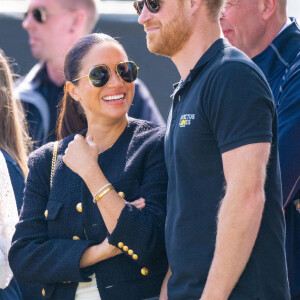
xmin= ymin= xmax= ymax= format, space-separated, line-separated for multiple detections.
xmin=204 ymin=45 xmax=268 ymax=88
xmin=15 ymin=63 xmax=44 ymax=89
xmin=14 ymin=63 xmax=51 ymax=118
xmin=14 ymin=63 xmax=45 ymax=100
xmin=219 ymin=45 xmax=263 ymax=74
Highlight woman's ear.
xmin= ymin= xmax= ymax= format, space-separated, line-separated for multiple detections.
xmin=66 ymin=81 xmax=81 ymax=102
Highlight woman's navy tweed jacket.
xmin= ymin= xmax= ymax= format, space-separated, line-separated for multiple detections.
xmin=9 ymin=118 xmax=168 ymax=300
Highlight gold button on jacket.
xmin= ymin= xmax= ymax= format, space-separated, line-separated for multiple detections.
xmin=118 ymin=242 xmax=124 ymax=248
xmin=141 ymin=267 xmax=149 ymax=276
xmin=76 ymin=203 xmax=82 ymax=212
xmin=42 ymin=288 xmax=45 ymax=296
xmin=128 ymin=249 xmax=134 ymax=256
xmin=118 ymin=191 xmax=125 ymax=199
xmin=44 ymin=210 xmax=48 ymax=218
xmin=73 ymin=236 xmax=80 ymax=240
xmin=132 ymin=254 xmax=138 ymax=260
xmin=123 ymin=245 xmax=129 ymax=252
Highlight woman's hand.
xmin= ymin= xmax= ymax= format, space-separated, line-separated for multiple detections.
xmin=130 ymin=197 xmax=146 ymax=210
xmin=63 ymin=135 xmax=99 ymax=179
xmin=100 ymin=237 xmax=122 ymax=259
xmin=80 ymin=238 xmax=122 ymax=268
xmin=79 ymin=199 xmax=145 ymax=268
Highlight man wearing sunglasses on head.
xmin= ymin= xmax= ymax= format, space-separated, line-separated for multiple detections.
xmin=15 ymin=0 xmax=165 ymax=150
xmin=134 ymin=0 xmax=290 ymax=299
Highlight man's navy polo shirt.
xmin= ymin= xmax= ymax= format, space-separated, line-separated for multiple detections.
xmin=164 ymin=39 xmax=289 ymax=300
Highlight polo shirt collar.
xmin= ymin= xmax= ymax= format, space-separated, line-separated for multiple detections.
xmin=178 ymin=38 xmax=231 ymax=89
xmin=171 ymin=38 xmax=231 ymax=100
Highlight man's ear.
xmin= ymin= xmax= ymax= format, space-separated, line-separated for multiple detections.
xmin=66 ymin=81 xmax=81 ymax=102
xmin=190 ymin=0 xmax=202 ymax=13
xmin=261 ymin=0 xmax=277 ymax=21
xmin=69 ymin=9 xmax=87 ymax=34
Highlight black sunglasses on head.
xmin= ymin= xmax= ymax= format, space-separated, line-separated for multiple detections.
xmin=72 ymin=61 xmax=139 ymax=88
xmin=133 ymin=0 xmax=160 ymax=16
xmin=24 ymin=7 xmax=47 ymax=23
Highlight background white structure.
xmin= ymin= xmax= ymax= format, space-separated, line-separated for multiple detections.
xmin=0 ymin=0 xmax=299 ymax=17
xmin=287 ymin=0 xmax=300 ymax=19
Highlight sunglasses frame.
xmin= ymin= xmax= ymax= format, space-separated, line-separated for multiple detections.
xmin=133 ymin=0 xmax=160 ymax=16
xmin=24 ymin=7 xmax=47 ymax=23
xmin=72 ymin=61 xmax=139 ymax=88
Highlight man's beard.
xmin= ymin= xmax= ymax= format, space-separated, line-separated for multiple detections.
xmin=146 ymin=12 xmax=192 ymax=57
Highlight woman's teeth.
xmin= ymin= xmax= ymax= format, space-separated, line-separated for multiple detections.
xmin=102 ymin=94 xmax=124 ymax=101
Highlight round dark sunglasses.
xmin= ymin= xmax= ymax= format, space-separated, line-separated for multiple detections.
xmin=72 ymin=61 xmax=139 ymax=88
xmin=133 ymin=0 xmax=160 ymax=16
xmin=24 ymin=7 xmax=47 ymax=23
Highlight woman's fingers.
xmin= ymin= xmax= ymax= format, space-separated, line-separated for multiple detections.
xmin=131 ymin=198 xmax=146 ymax=210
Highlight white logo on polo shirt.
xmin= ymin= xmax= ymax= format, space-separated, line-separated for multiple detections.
xmin=179 ymin=114 xmax=195 ymax=127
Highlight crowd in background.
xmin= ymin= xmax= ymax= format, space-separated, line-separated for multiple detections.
xmin=0 ymin=0 xmax=300 ymax=299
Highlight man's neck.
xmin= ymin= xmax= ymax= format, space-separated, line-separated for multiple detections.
xmin=46 ymin=60 xmax=66 ymax=87
xmin=172 ymin=22 xmax=222 ymax=81
xmin=248 ymin=16 xmax=288 ymax=59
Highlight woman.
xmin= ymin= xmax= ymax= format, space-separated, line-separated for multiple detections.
xmin=0 ymin=49 xmax=31 ymax=213
xmin=9 ymin=33 xmax=168 ymax=300
xmin=0 ymin=49 xmax=31 ymax=300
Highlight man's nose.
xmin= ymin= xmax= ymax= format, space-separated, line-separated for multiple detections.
xmin=138 ymin=4 xmax=153 ymax=25
xmin=22 ymin=12 xmax=36 ymax=30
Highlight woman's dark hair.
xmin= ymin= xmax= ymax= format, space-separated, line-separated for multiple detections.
xmin=56 ymin=33 xmax=125 ymax=139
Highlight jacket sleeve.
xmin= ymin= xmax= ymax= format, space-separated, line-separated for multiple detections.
xmin=8 ymin=145 xmax=95 ymax=284
xmin=277 ymin=66 xmax=300 ymax=206
xmin=108 ymin=130 xmax=167 ymax=267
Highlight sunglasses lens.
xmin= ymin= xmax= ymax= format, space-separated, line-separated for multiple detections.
xmin=117 ymin=62 xmax=138 ymax=83
xmin=89 ymin=65 xmax=110 ymax=87
xmin=24 ymin=8 xmax=46 ymax=23
xmin=147 ymin=0 xmax=160 ymax=13
xmin=133 ymin=1 xmax=144 ymax=16
xmin=33 ymin=9 xmax=43 ymax=22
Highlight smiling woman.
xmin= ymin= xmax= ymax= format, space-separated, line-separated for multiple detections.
xmin=9 ymin=33 xmax=168 ymax=300
xmin=60 ymin=36 xmax=136 ymax=134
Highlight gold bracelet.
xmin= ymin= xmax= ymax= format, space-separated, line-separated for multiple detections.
xmin=93 ymin=185 xmax=114 ymax=203
xmin=93 ymin=183 xmax=111 ymax=201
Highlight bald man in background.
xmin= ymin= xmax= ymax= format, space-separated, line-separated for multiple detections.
xmin=221 ymin=1 xmax=300 ymax=298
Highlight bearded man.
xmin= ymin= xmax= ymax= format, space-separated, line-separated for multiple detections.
xmin=134 ymin=0 xmax=290 ymax=299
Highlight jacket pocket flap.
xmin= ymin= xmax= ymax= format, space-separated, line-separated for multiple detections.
xmin=112 ymin=179 xmax=139 ymax=202
xmin=45 ymin=200 xmax=64 ymax=220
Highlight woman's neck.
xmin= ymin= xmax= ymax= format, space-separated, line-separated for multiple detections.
xmin=86 ymin=116 xmax=128 ymax=154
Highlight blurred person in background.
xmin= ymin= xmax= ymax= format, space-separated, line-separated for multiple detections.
xmin=221 ymin=1 xmax=300 ymax=298
xmin=0 ymin=49 xmax=30 ymax=300
xmin=9 ymin=33 xmax=168 ymax=300
xmin=16 ymin=0 xmax=165 ymax=149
